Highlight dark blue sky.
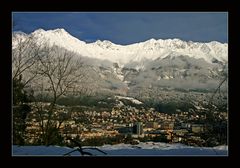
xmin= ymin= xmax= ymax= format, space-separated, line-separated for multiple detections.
xmin=12 ymin=12 xmax=228 ymax=45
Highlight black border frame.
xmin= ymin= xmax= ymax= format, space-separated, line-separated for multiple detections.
xmin=1 ymin=0 xmax=239 ymax=165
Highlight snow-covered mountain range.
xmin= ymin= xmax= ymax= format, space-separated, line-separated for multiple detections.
xmin=13 ymin=28 xmax=228 ymax=66
xmin=12 ymin=28 xmax=228 ymax=97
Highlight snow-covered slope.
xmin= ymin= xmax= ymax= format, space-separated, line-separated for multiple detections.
xmin=12 ymin=142 xmax=228 ymax=156
xmin=13 ymin=28 xmax=228 ymax=66
xmin=12 ymin=28 xmax=228 ymax=94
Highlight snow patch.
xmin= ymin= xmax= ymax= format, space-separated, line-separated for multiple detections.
xmin=115 ymin=96 xmax=143 ymax=104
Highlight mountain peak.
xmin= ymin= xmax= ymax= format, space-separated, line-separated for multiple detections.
xmin=31 ymin=28 xmax=69 ymax=36
xmin=32 ymin=28 xmax=46 ymax=34
xmin=145 ymin=38 xmax=157 ymax=43
xmin=94 ymin=39 xmax=115 ymax=49
xmin=50 ymin=28 xmax=68 ymax=35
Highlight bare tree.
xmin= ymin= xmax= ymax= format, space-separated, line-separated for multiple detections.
xmin=35 ymin=45 xmax=86 ymax=104
xmin=12 ymin=35 xmax=41 ymax=86
xmin=12 ymin=32 xmax=95 ymax=145
xmin=32 ymin=45 xmax=87 ymax=145
xmin=12 ymin=32 xmax=43 ymax=144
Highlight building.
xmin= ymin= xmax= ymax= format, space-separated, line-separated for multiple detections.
xmin=191 ymin=124 xmax=204 ymax=133
xmin=146 ymin=122 xmax=158 ymax=129
xmin=116 ymin=126 xmax=133 ymax=134
xmin=132 ymin=122 xmax=143 ymax=135
xmin=160 ymin=122 xmax=174 ymax=130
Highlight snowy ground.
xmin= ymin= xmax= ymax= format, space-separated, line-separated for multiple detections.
xmin=12 ymin=142 xmax=228 ymax=156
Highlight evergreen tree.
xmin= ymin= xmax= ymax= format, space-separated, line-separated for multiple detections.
xmin=12 ymin=76 xmax=32 ymax=145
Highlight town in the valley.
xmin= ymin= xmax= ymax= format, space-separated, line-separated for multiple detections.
xmin=17 ymin=90 xmax=227 ymax=147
